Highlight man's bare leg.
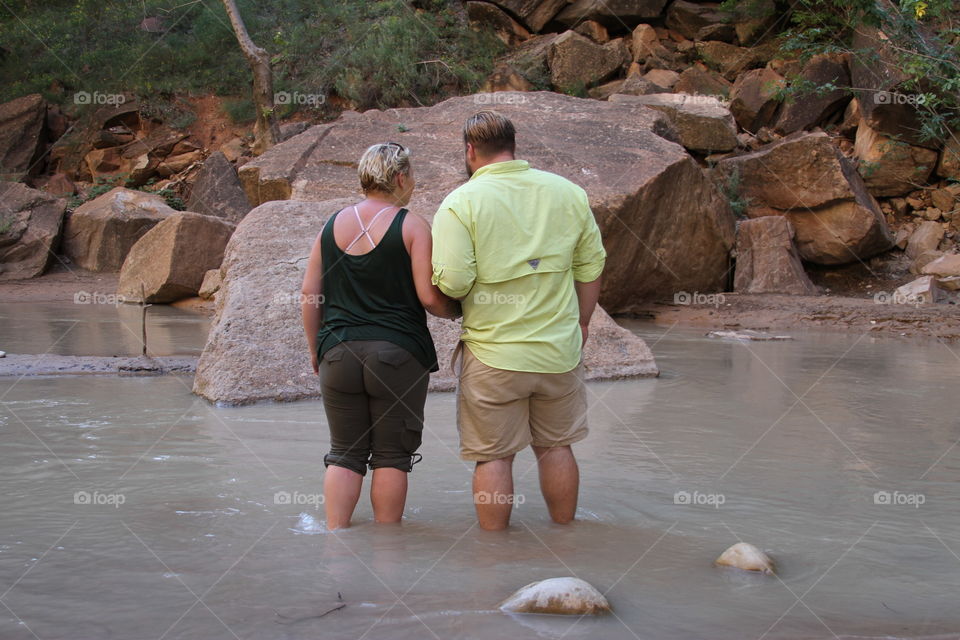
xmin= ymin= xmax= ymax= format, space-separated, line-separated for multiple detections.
xmin=370 ymin=467 xmax=407 ymax=524
xmin=532 ymin=445 xmax=578 ymax=524
xmin=473 ymin=454 xmax=515 ymax=530
xmin=324 ymin=465 xmax=364 ymax=530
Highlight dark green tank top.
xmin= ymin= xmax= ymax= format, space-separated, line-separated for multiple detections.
xmin=316 ymin=208 xmax=438 ymax=372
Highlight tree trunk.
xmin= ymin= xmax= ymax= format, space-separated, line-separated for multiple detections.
xmin=220 ymin=0 xmax=280 ymax=155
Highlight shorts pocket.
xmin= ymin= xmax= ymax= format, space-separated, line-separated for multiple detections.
xmin=377 ymin=345 xmax=413 ymax=368
xmin=401 ymin=417 xmax=423 ymax=454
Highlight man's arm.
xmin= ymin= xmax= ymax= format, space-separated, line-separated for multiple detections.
xmin=571 ymin=188 xmax=606 ymax=348
xmin=575 ymin=276 xmax=602 ymax=347
xmin=431 ymin=204 xmax=477 ymax=300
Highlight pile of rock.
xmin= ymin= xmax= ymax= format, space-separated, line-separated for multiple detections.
xmin=0 ymin=93 xmax=252 ymax=292
xmin=468 ymin=2 xmax=958 ymax=299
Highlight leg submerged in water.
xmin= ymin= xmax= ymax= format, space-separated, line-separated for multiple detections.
xmin=532 ymin=444 xmax=578 ymax=524
xmin=324 ymin=465 xmax=364 ymax=530
xmin=473 ymin=454 xmax=516 ymax=531
xmin=371 ymin=467 xmax=407 ymax=524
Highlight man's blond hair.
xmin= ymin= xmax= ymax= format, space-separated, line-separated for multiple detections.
xmin=357 ymin=142 xmax=410 ymax=193
xmin=463 ymin=111 xmax=516 ymax=157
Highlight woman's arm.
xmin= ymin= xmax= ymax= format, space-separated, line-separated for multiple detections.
xmin=404 ymin=213 xmax=462 ymax=319
xmin=301 ymin=231 xmax=324 ymax=374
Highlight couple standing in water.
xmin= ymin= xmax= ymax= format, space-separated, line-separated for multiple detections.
xmin=301 ymin=111 xmax=606 ymax=531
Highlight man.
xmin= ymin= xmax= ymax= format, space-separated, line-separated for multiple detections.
xmin=431 ymin=111 xmax=606 ymax=531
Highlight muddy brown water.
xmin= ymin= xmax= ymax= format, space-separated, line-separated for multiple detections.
xmin=1 ymin=304 xmax=959 ymax=639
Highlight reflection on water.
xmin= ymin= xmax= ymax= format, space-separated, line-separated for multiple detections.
xmin=1 ymin=314 xmax=959 ymax=639
xmin=0 ymin=302 xmax=209 ymax=356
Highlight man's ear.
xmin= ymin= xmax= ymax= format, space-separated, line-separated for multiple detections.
xmin=465 ymin=142 xmax=476 ymax=161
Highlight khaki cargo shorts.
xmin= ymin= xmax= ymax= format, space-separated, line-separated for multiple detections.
xmin=456 ymin=345 xmax=588 ymax=462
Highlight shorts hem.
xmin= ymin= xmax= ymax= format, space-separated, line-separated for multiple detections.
xmin=324 ymin=459 xmax=368 ymax=477
xmin=530 ymin=427 xmax=589 ymax=449
xmin=459 ymin=441 xmax=530 ymax=463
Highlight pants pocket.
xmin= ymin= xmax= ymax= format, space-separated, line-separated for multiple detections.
xmin=377 ymin=345 xmax=413 ymax=368
xmin=322 ymin=343 xmax=346 ymax=363
xmin=401 ymin=416 xmax=424 ymax=454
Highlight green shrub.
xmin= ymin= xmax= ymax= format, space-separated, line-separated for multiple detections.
xmin=0 ymin=0 xmax=501 ymax=115
xmin=777 ymin=0 xmax=960 ymax=145
xmin=222 ymin=97 xmax=257 ymax=124
xmin=720 ymin=166 xmax=750 ymax=219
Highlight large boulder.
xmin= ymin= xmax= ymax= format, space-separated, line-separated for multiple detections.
xmin=921 ymin=254 xmax=960 ymax=278
xmin=729 ymin=68 xmax=785 ymax=133
xmin=853 ymin=120 xmax=939 ymax=197
xmin=609 ymin=93 xmax=738 ymax=153
xmin=695 ymin=41 xmax=769 ymax=81
xmin=905 ymin=220 xmax=945 ymax=261
xmin=849 ymin=26 xmax=933 ymax=148
xmin=193 ymin=199 xmax=659 ymax=405
xmin=465 ymin=1 xmax=530 ymax=47
xmin=63 ymin=187 xmax=177 ymax=271
xmin=734 ymin=216 xmax=817 ymax=295
xmin=187 ymin=151 xmax=252 ymax=223
xmin=773 ymin=54 xmax=851 ymax=135
xmin=630 ymin=24 xmax=671 ymax=65
xmin=893 ymin=275 xmax=943 ymax=304
xmin=666 ymin=1 xmax=735 ymax=42
xmin=673 ymin=65 xmax=733 ymax=98
xmin=487 ymin=0 xmax=568 ymax=32
xmin=548 ymin=31 xmax=628 ymax=94
xmin=0 ymin=182 xmax=67 ymax=280
xmin=0 ymin=94 xmax=47 ymax=181
xmin=715 ymin=132 xmax=894 ymax=265
xmin=494 ymin=34 xmax=559 ymax=91
xmin=117 ymin=212 xmax=235 ymax=303
xmin=555 ymin=0 xmax=669 ymax=28
xmin=937 ymin=132 xmax=960 ymax=181
xmin=239 ymin=91 xmax=736 ymax=312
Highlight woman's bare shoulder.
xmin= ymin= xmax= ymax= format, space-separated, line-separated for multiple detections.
xmin=402 ymin=210 xmax=432 ymax=236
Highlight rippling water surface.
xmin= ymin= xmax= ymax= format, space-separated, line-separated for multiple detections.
xmin=1 ymin=307 xmax=959 ymax=639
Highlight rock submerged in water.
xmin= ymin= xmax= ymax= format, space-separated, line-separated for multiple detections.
xmin=707 ymin=329 xmax=793 ymax=341
xmin=499 ymin=577 xmax=610 ymax=615
xmin=715 ymin=542 xmax=776 ymax=575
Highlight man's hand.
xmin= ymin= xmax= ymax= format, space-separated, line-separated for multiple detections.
xmin=580 ymin=322 xmax=589 ymax=349
xmin=311 ymin=352 xmax=319 ymax=375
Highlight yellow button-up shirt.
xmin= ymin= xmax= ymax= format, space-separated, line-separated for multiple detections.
xmin=431 ymin=159 xmax=606 ymax=373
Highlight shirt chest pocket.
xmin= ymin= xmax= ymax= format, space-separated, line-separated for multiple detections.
xmin=477 ymin=253 xmax=572 ymax=284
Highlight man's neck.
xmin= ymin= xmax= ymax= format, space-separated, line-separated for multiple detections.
xmin=474 ymin=152 xmax=516 ymax=171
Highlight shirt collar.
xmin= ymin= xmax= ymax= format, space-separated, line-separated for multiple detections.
xmin=469 ymin=159 xmax=529 ymax=181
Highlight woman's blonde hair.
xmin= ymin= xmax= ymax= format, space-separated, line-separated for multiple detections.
xmin=358 ymin=142 xmax=410 ymax=194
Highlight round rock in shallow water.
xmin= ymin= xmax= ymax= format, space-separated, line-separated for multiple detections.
xmin=715 ymin=542 xmax=776 ymax=575
xmin=499 ymin=577 xmax=610 ymax=615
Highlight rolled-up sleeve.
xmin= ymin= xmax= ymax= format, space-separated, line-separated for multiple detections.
xmin=431 ymin=204 xmax=476 ymax=299
xmin=572 ymin=190 xmax=606 ymax=282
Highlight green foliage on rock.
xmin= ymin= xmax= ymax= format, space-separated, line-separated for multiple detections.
xmin=778 ymin=0 xmax=960 ymax=143
xmin=0 ymin=0 xmax=500 ymax=112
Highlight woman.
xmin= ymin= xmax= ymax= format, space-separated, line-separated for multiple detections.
xmin=301 ymin=142 xmax=460 ymax=530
